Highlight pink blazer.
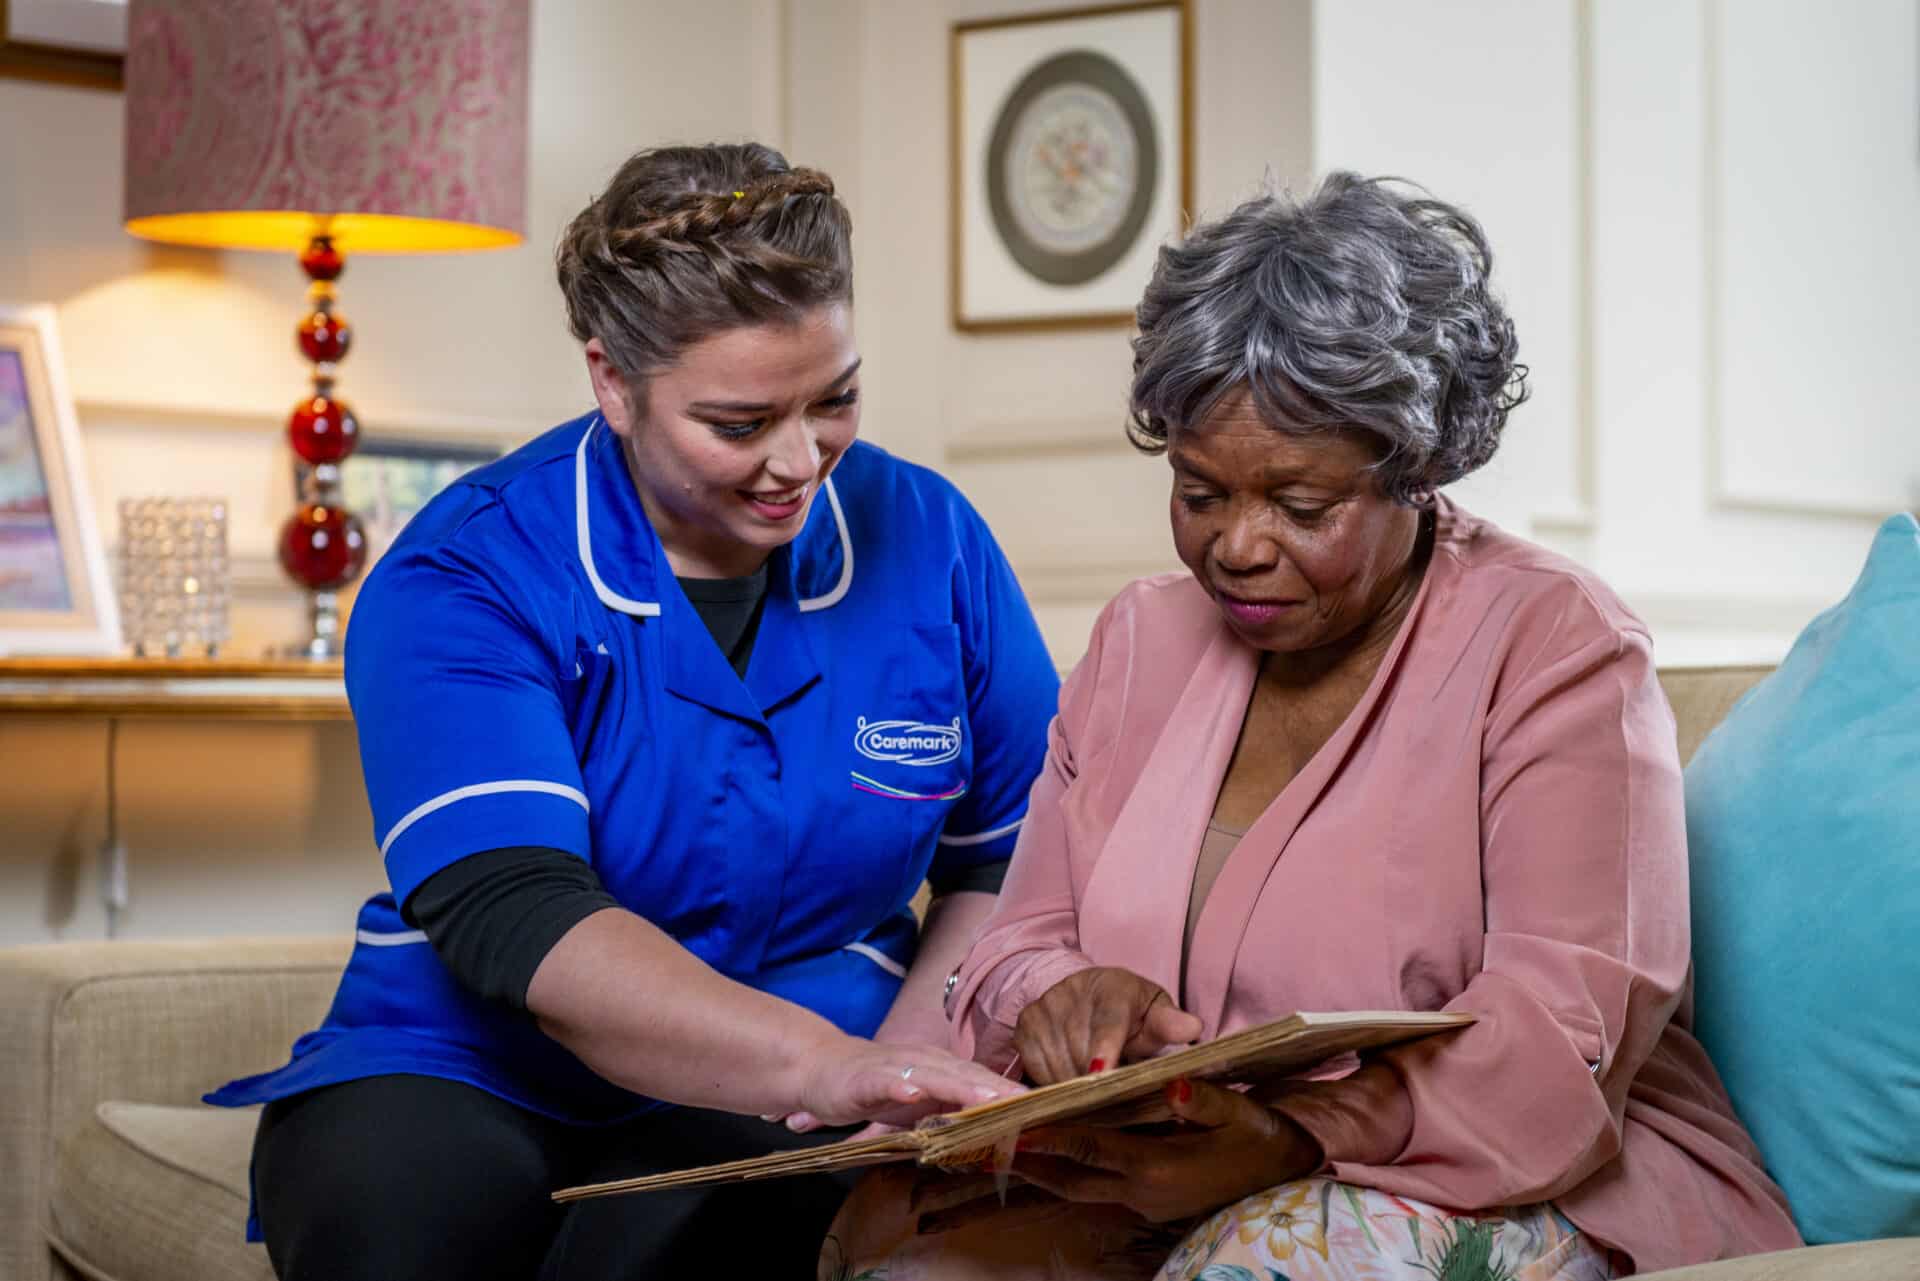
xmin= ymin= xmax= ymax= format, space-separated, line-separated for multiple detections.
xmin=947 ymin=500 xmax=1800 ymax=1271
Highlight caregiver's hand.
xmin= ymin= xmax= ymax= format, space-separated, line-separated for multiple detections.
xmin=1014 ymin=966 xmax=1204 ymax=1085
xmin=793 ymin=1037 xmax=1023 ymax=1130
xmin=1009 ymin=1078 xmax=1322 ymax=1223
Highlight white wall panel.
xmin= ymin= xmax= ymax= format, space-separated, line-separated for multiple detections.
xmin=1710 ymin=0 xmax=1920 ymax=516
xmin=1312 ymin=0 xmax=1588 ymax=540
xmin=1588 ymin=0 xmax=1885 ymax=658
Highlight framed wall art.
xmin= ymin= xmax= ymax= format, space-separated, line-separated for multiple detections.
xmin=0 ymin=304 xmax=120 ymax=654
xmin=0 ymin=0 xmax=126 ymax=89
xmin=294 ymin=435 xmax=503 ymax=568
xmin=951 ymin=0 xmax=1191 ymax=332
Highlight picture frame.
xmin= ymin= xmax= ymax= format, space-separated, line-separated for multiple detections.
xmin=0 ymin=0 xmax=126 ymax=90
xmin=0 ymin=304 xmax=120 ymax=655
xmin=950 ymin=0 xmax=1192 ymax=333
xmin=295 ymin=436 xmax=503 ymax=568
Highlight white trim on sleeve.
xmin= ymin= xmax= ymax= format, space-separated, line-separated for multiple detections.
xmin=937 ymin=816 xmax=1024 ymax=847
xmin=355 ymin=929 xmax=428 ymax=947
xmin=843 ymin=942 xmax=908 ymax=980
xmin=378 ymin=780 xmax=591 ymax=859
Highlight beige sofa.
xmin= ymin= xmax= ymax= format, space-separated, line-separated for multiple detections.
xmin=3 ymin=667 xmax=1916 ymax=1281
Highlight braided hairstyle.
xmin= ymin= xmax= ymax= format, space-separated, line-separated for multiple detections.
xmin=556 ymin=143 xmax=853 ymax=385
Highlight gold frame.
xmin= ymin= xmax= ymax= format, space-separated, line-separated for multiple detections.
xmin=0 ymin=0 xmax=123 ymax=90
xmin=0 ymin=305 xmax=120 ymax=655
xmin=950 ymin=0 xmax=1193 ymax=334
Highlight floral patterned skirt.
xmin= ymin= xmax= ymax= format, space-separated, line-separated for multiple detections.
xmin=821 ymin=1172 xmax=1623 ymax=1281
xmin=1157 ymin=1177 xmax=1623 ymax=1281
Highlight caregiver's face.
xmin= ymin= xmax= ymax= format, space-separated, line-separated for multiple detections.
xmin=1167 ymin=389 xmax=1424 ymax=657
xmin=588 ymin=303 xmax=861 ymax=579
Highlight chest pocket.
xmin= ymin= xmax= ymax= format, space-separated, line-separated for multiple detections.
xmin=823 ymin=621 xmax=969 ymax=918
xmin=844 ymin=622 xmax=971 ymax=805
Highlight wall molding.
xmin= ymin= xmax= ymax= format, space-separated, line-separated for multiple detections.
xmin=1014 ymin=558 xmax=1185 ymax=605
xmin=945 ymin=415 xmax=1135 ymax=464
xmin=76 ymin=397 xmax=539 ymax=449
xmin=1568 ymin=0 xmax=1598 ymax=528
xmin=751 ymin=0 xmax=789 ymax=151
xmin=107 ymin=550 xmax=296 ymax=606
xmin=1697 ymin=0 xmax=1902 ymax=525
xmin=1530 ymin=503 xmax=1596 ymax=538
xmin=1624 ymin=588 xmax=1827 ymax=634
xmin=1017 ymin=561 xmax=1822 ymax=672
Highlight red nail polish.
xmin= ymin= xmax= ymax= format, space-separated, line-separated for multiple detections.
xmin=1016 ymin=1136 xmax=1034 ymax=1152
xmin=1088 ymin=1058 xmax=1107 ymax=1073
xmin=1175 ymin=1078 xmax=1193 ymax=1103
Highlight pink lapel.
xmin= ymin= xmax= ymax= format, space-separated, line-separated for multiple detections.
xmin=1074 ymin=620 xmax=1257 ymax=1005
xmin=1181 ymin=550 xmax=1442 ymax=1038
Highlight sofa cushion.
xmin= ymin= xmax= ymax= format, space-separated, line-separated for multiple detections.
xmin=1657 ymin=667 xmax=1771 ymax=767
xmin=48 ymin=1102 xmax=271 ymax=1281
xmin=1685 ymin=512 xmax=1920 ymax=1244
xmin=1636 ymin=1238 xmax=1920 ymax=1281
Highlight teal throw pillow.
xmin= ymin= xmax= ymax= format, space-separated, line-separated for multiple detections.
xmin=1685 ymin=511 xmax=1920 ymax=1244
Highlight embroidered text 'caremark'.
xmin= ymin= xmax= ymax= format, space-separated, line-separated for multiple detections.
xmin=854 ymin=717 xmax=963 ymax=767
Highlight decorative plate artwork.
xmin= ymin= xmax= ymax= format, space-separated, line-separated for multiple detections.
xmin=952 ymin=2 xmax=1188 ymax=331
xmin=985 ymin=50 xmax=1160 ymax=287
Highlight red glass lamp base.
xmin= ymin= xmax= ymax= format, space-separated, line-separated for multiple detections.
xmin=280 ymin=230 xmax=369 ymax=659
xmin=278 ymin=501 xmax=367 ymax=591
xmin=288 ymin=394 xmax=360 ymax=464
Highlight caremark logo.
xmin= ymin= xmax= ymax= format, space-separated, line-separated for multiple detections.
xmin=854 ymin=717 xmax=963 ymax=767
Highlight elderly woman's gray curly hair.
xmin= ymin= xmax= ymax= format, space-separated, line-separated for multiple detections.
xmin=1127 ymin=172 xmax=1528 ymax=506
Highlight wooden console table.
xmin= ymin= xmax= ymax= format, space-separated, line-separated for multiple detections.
xmin=0 ymin=657 xmax=349 ymax=720
xmin=0 ymin=658 xmax=352 ymax=935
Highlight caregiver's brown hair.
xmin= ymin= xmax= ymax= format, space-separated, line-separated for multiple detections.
xmin=555 ymin=142 xmax=854 ymax=387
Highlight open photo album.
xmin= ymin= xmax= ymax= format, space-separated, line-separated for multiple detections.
xmin=553 ymin=1009 xmax=1473 ymax=1203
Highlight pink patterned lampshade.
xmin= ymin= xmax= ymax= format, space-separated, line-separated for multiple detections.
xmin=122 ymin=0 xmax=529 ymax=253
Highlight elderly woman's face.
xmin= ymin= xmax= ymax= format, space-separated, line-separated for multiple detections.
xmin=587 ymin=304 xmax=860 ymax=578
xmin=1168 ymin=392 xmax=1424 ymax=657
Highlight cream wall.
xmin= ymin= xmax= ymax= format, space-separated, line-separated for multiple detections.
xmin=0 ymin=0 xmax=785 ymax=944
xmin=2 ymin=0 xmax=1912 ymax=943
xmin=784 ymin=0 xmax=1313 ymax=659
xmin=813 ymin=0 xmax=1915 ymax=670
xmin=1308 ymin=0 xmax=1915 ymax=665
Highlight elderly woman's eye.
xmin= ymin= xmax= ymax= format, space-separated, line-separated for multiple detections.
xmin=1281 ymin=503 xmax=1332 ymax=523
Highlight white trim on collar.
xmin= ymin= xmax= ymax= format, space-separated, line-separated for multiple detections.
xmin=575 ymin=418 xmax=661 ymax=617
xmin=798 ymin=477 xmax=854 ymax=613
xmin=575 ymin=415 xmax=856 ymax=616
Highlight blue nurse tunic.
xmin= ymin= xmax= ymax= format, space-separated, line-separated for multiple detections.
xmin=209 ymin=411 xmax=1059 ymax=1127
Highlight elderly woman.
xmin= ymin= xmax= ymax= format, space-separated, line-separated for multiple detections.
xmin=827 ymin=174 xmax=1802 ymax=1280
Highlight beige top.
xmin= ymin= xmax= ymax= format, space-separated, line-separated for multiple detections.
xmin=1182 ymin=818 xmax=1245 ymax=1001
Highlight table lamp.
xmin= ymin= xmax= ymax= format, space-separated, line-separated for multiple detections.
xmin=121 ymin=0 xmax=529 ymax=658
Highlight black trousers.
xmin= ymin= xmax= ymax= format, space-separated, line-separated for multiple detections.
xmin=252 ymin=1074 xmax=858 ymax=1280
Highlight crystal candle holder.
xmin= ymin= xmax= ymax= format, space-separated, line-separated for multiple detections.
xmin=117 ymin=497 xmax=232 ymax=657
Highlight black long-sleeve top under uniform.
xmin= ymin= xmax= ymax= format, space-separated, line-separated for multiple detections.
xmin=407 ymin=569 xmax=1008 ymax=1009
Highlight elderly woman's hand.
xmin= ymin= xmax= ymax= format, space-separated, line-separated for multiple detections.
xmin=1015 ymin=966 xmax=1204 ymax=1085
xmin=1007 ymin=1078 xmax=1322 ymax=1224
